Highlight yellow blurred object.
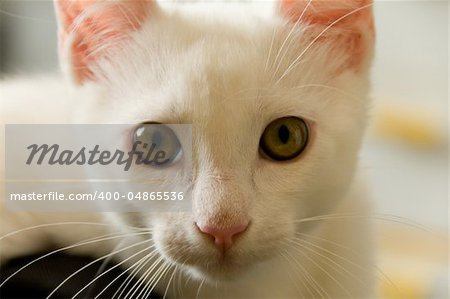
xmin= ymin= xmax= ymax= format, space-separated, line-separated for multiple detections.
xmin=372 ymin=102 xmax=442 ymax=148
xmin=376 ymin=224 xmax=448 ymax=299
xmin=380 ymin=274 xmax=428 ymax=299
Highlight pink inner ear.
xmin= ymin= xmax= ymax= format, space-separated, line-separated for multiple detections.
xmin=281 ymin=0 xmax=373 ymax=29
xmin=56 ymin=0 xmax=151 ymax=84
xmin=280 ymin=0 xmax=374 ymax=71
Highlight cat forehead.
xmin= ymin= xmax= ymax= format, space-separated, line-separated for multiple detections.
xmin=106 ymin=18 xmax=328 ymax=121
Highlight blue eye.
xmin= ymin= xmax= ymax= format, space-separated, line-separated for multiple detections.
xmin=152 ymin=131 xmax=163 ymax=148
xmin=133 ymin=123 xmax=182 ymax=166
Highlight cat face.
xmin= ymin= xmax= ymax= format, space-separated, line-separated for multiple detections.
xmin=55 ymin=0 xmax=374 ymax=282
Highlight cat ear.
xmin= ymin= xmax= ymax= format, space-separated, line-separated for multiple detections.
xmin=54 ymin=0 xmax=155 ymax=85
xmin=280 ymin=0 xmax=375 ymax=72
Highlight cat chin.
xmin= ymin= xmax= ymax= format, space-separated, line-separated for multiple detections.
xmin=159 ymin=244 xmax=262 ymax=283
xmin=185 ymin=262 xmax=255 ymax=284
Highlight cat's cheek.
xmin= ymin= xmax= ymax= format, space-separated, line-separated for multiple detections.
xmin=244 ymin=219 xmax=296 ymax=260
xmin=150 ymin=215 xmax=215 ymax=263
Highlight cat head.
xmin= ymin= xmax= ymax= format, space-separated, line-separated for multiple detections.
xmin=55 ymin=0 xmax=374 ymax=282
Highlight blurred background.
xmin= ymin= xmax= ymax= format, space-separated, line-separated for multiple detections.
xmin=0 ymin=1 xmax=448 ymax=298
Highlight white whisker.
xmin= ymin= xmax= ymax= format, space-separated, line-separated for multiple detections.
xmin=0 ymin=230 xmax=151 ymax=288
xmin=111 ymin=249 xmax=157 ymax=299
xmin=288 ymin=212 xmax=434 ymax=233
xmin=264 ymin=27 xmax=278 ymax=73
xmin=141 ymin=261 xmax=172 ymax=299
xmin=71 ymin=245 xmax=154 ymax=298
xmin=163 ymin=264 xmax=178 ymax=299
xmin=46 ymin=238 xmax=152 ymax=298
xmin=195 ymin=278 xmax=206 ymax=299
xmin=94 ymin=249 xmax=157 ymax=299
xmin=276 ymin=3 xmax=373 ymax=84
xmin=296 ymin=231 xmax=400 ymax=293
xmin=0 ymin=222 xmax=140 ymax=241
xmin=279 ymin=251 xmax=308 ymax=298
xmin=122 ymin=256 xmax=164 ymax=299
xmin=271 ymin=0 xmax=312 ymax=79
xmin=281 ymin=245 xmax=329 ymax=299
xmin=285 ymin=239 xmax=353 ymax=298
xmin=290 ymin=237 xmax=365 ymax=285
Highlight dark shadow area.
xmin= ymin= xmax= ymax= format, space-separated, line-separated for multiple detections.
xmin=0 ymin=253 xmax=162 ymax=299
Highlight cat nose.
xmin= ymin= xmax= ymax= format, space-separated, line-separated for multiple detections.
xmin=196 ymin=221 xmax=249 ymax=251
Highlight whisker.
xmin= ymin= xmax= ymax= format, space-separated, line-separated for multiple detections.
xmin=176 ymin=255 xmax=191 ymax=297
xmin=45 ymin=238 xmax=152 ymax=298
xmin=71 ymin=245 xmax=154 ymax=298
xmin=287 ymin=213 xmax=434 ymax=233
xmin=125 ymin=247 xmax=175 ymax=298
xmin=264 ymin=27 xmax=278 ymax=73
xmin=163 ymin=264 xmax=178 ymax=299
xmin=281 ymin=245 xmax=329 ymax=299
xmin=276 ymin=3 xmax=373 ymax=84
xmin=279 ymin=251 xmax=309 ymax=298
xmin=122 ymin=256 xmax=165 ymax=299
xmin=84 ymin=238 xmax=128 ymax=298
xmin=138 ymin=258 xmax=171 ymax=298
xmin=0 ymin=221 xmax=143 ymax=241
xmin=141 ymin=261 xmax=172 ymax=299
xmin=0 ymin=8 xmax=55 ymax=23
xmin=0 ymin=230 xmax=151 ymax=288
xmin=271 ymin=0 xmax=313 ymax=80
xmin=196 ymin=278 xmax=206 ymax=299
xmin=288 ymin=83 xmax=358 ymax=100
xmin=295 ymin=231 xmax=400 ymax=293
xmin=94 ymin=248 xmax=157 ymax=299
xmin=290 ymin=237 xmax=365 ymax=285
xmin=111 ymin=249 xmax=157 ymax=299
xmin=285 ymin=239 xmax=353 ymax=298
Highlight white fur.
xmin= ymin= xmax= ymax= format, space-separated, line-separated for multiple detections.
xmin=0 ymin=1 xmax=375 ymax=298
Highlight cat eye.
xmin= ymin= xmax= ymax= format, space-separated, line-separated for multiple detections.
xmin=132 ymin=123 xmax=182 ymax=166
xmin=259 ymin=117 xmax=309 ymax=161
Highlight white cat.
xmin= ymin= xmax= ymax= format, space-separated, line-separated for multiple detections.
xmin=0 ymin=0 xmax=376 ymax=298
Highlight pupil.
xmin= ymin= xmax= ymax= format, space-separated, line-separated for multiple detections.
xmin=278 ymin=125 xmax=290 ymax=144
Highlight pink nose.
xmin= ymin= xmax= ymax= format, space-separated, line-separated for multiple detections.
xmin=196 ymin=222 xmax=249 ymax=251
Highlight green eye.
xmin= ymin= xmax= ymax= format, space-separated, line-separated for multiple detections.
xmin=133 ymin=123 xmax=182 ymax=166
xmin=259 ymin=117 xmax=309 ymax=161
